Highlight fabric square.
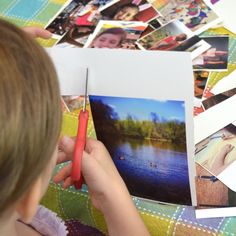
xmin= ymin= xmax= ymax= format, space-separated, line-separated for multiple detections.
xmin=91 ymin=207 xmax=108 ymax=235
xmin=5 ymin=0 xmax=47 ymax=20
xmin=180 ymin=207 xmax=224 ymax=231
xmin=174 ymin=222 xmax=215 ymax=236
xmin=34 ymin=2 xmax=61 ymax=24
xmin=59 ymin=187 xmax=94 ymax=226
xmin=135 ymin=198 xmax=182 ymax=220
xmin=41 ymin=184 xmax=63 ymax=219
xmin=140 ymin=212 xmax=173 ymax=236
xmin=219 ymin=218 xmax=236 ymax=235
xmin=0 ymin=0 xmax=15 ymax=14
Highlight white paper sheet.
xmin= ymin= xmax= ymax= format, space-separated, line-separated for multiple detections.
xmin=205 ymin=0 xmax=236 ymax=34
xmin=194 ymin=95 xmax=236 ymax=218
xmin=211 ymin=70 xmax=236 ymax=95
xmin=196 ymin=207 xmax=236 ymax=219
xmin=47 ymin=48 xmax=196 ymax=205
xmin=194 ymin=95 xmax=236 ymax=145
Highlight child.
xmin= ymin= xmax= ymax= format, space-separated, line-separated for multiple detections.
xmin=149 ymin=33 xmax=187 ymax=51
xmin=91 ymin=3 xmax=139 ymax=24
xmin=111 ymin=3 xmax=139 ymax=21
xmin=22 ymin=26 xmax=52 ymax=39
xmin=88 ymin=27 xmax=127 ymax=48
xmin=0 ymin=19 xmax=150 ymax=236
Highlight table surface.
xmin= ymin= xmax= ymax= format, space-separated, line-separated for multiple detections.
xmin=1 ymin=0 xmax=236 ymax=235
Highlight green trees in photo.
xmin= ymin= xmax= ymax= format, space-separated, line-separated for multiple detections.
xmin=90 ymin=99 xmax=186 ymax=144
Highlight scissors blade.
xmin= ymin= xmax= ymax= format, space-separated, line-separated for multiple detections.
xmin=83 ymin=68 xmax=88 ymax=112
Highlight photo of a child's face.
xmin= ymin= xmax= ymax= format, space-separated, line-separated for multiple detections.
xmin=92 ymin=33 xmax=122 ymax=48
xmin=85 ymin=21 xmax=147 ymax=49
xmin=113 ymin=6 xmax=139 ymax=21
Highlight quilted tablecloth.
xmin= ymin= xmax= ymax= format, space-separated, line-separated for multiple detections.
xmin=1 ymin=1 xmax=236 ymax=235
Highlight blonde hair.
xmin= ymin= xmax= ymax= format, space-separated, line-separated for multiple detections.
xmin=0 ymin=19 xmax=62 ymax=214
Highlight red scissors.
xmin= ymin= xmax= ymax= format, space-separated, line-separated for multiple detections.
xmin=71 ymin=68 xmax=89 ymax=189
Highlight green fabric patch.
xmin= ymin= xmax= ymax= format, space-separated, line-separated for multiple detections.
xmin=34 ymin=2 xmax=61 ymax=24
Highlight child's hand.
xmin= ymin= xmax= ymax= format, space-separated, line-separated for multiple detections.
xmin=54 ymin=136 xmax=128 ymax=212
xmin=23 ymin=26 xmax=52 ymax=39
xmin=54 ymin=136 xmax=150 ymax=236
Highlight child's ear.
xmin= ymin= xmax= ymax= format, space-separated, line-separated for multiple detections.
xmin=16 ymin=177 xmax=42 ymax=223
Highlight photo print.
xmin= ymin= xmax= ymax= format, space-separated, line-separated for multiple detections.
xmin=195 ymin=162 xmax=236 ymax=209
xmin=90 ymin=0 xmax=160 ymax=24
xmin=140 ymin=18 xmax=162 ymax=37
xmin=150 ymin=0 xmax=220 ymax=34
xmin=194 ymin=71 xmax=209 ymax=99
xmin=211 ymin=0 xmax=220 ymax=4
xmin=195 ymin=123 xmax=236 ymax=177
xmin=46 ymin=0 xmax=89 ymax=39
xmin=89 ymin=95 xmax=192 ymax=205
xmin=148 ymin=17 xmax=162 ymax=29
xmin=62 ymin=95 xmax=86 ymax=113
xmin=137 ymin=20 xmax=209 ymax=58
xmin=193 ymin=36 xmax=229 ymax=71
xmin=202 ymin=87 xmax=236 ymax=110
xmin=46 ymin=0 xmax=113 ymax=45
xmin=193 ymin=102 xmax=205 ymax=116
xmin=84 ymin=20 xmax=147 ymax=49
xmin=56 ymin=24 xmax=96 ymax=48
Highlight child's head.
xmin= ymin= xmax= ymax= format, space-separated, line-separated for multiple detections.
xmin=90 ymin=27 xmax=127 ymax=48
xmin=0 ymin=19 xmax=62 ymax=222
xmin=113 ymin=4 xmax=139 ymax=21
xmin=176 ymin=33 xmax=187 ymax=42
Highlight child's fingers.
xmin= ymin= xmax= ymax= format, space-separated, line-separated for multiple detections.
xmin=23 ymin=26 xmax=52 ymax=39
xmin=58 ymin=136 xmax=75 ymax=155
xmin=85 ymin=138 xmax=104 ymax=153
xmin=53 ymin=163 xmax=72 ymax=183
xmin=57 ymin=151 xmax=69 ymax=164
xmin=62 ymin=176 xmax=73 ymax=189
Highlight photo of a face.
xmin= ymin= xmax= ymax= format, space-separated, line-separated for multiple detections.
xmin=113 ymin=4 xmax=139 ymax=21
xmin=99 ymin=0 xmax=159 ymax=23
xmin=89 ymin=95 xmax=192 ymax=205
xmin=195 ymin=124 xmax=236 ymax=177
xmin=85 ymin=20 xmax=147 ymax=49
xmin=90 ymin=29 xmax=125 ymax=48
xmin=193 ymin=36 xmax=229 ymax=71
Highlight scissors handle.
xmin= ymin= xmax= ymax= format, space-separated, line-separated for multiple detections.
xmin=71 ymin=110 xmax=89 ymax=188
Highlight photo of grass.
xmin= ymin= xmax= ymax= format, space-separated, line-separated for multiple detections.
xmin=89 ymin=95 xmax=192 ymax=205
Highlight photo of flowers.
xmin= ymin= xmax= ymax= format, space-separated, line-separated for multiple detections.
xmin=89 ymin=95 xmax=192 ymax=205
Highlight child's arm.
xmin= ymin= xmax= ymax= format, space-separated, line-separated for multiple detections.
xmin=54 ymin=136 xmax=150 ymax=236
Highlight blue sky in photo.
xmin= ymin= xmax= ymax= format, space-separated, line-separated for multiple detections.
xmin=90 ymin=95 xmax=185 ymax=122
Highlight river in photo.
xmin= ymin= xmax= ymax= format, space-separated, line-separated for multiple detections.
xmin=102 ymin=136 xmax=192 ymax=205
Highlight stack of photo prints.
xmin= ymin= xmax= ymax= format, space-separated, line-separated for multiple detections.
xmin=50 ymin=0 xmax=236 ymax=218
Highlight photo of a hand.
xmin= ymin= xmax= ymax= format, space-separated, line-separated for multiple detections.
xmin=209 ymin=144 xmax=234 ymax=176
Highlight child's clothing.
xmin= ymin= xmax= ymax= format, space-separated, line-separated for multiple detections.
xmin=28 ymin=205 xmax=67 ymax=236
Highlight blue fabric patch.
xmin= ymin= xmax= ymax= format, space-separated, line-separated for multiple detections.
xmin=5 ymin=0 xmax=47 ymax=20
